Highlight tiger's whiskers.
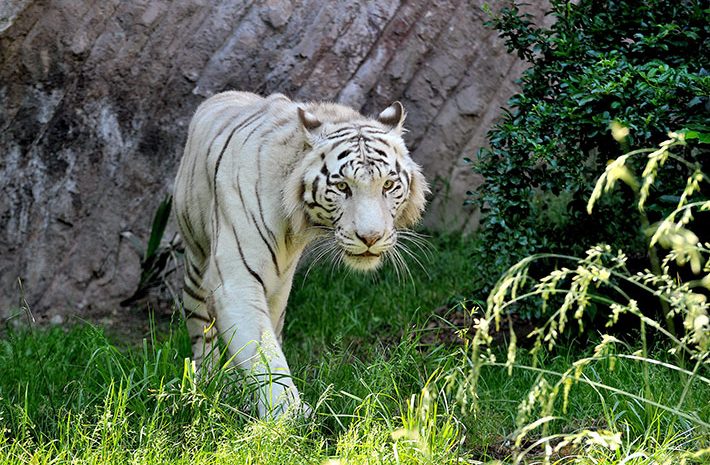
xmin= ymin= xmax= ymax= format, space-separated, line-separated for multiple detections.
xmin=302 ymin=231 xmax=339 ymax=281
xmin=398 ymin=229 xmax=434 ymax=260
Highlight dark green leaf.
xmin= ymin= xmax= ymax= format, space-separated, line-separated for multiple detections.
xmin=145 ymin=195 xmax=172 ymax=262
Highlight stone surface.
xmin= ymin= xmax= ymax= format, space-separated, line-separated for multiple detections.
xmin=0 ymin=0 xmax=550 ymax=322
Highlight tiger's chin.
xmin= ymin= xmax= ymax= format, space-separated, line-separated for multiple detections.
xmin=342 ymin=251 xmax=383 ymax=271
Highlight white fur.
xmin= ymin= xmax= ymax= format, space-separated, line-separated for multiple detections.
xmin=173 ymin=91 xmax=428 ymax=418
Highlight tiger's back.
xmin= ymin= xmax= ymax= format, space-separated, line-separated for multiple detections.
xmin=174 ymin=92 xmax=302 ymax=267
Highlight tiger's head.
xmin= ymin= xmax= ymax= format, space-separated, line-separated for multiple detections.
xmin=285 ymin=101 xmax=428 ymax=271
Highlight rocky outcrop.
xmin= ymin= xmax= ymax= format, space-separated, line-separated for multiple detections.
xmin=0 ymin=1 xmax=549 ymax=322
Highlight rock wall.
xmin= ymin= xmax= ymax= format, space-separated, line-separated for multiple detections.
xmin=0 ymin=0 xmax=549 ymax=322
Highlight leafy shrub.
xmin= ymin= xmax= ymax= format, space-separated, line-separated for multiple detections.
xmin=456 ymin=132 xmax=710 ymax=463
xmin=471 ymin=0 xmax=709 ymax=300
xmin=120 ymin=195 xmax=182 ymax=307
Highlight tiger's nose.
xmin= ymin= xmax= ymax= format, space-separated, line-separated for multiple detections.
xmin=356 ymin=232 xmax=383 ymax=247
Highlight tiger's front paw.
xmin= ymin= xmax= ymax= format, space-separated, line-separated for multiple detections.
xmin=257 ymin=384 xmax=312 ymax=420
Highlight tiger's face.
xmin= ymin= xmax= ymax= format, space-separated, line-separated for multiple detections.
xmin=286 ymin=102 xmax=428 ymax=271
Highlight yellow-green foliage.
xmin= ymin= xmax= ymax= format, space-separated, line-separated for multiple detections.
xmin=458 ymin=131 xmax=710 ymax=464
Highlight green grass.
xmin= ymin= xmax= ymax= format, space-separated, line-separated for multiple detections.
xmin=1 ymin=234 xmax=708 ymax=464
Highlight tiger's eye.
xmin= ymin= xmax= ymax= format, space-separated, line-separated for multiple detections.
xmin=383 ymin=180 xmax=394 ymax=190
xmin=336 ymin=181 xmax=349 ymax=191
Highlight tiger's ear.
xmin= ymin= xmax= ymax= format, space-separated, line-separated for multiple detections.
xmin=298 ymin=107 xmax=322 ymax=145
xmin=377 ymin=101 xmax=406 ymax=134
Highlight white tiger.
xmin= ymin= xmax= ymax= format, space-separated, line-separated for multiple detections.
xmin=172 ymin=91 xmax=428 ymax=418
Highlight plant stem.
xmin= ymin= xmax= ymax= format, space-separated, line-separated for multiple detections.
xmin=637 ymin=196 xmax=676 ymax=335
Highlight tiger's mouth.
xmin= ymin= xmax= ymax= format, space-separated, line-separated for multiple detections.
xmin=345 ymin=251 xmax=381 ymax=258
xmin=341 ymin=249 xmax=384 ymax=271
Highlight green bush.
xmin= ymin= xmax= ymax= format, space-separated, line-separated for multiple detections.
xmin=471 ymin=0 xmax=709 ymax=302
xmin=456 ymin=132 xmax=710 ymax=463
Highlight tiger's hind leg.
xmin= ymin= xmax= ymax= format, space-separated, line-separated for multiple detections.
xmin=182 ymin=255 xmax=221 ymax=374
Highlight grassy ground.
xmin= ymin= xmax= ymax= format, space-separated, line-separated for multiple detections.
xmin=0 ymin=234 xmax=708 ymax=464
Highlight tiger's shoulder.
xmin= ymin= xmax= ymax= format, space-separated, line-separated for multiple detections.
xmin=193 ymin=91 xmax=293 ymax=121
